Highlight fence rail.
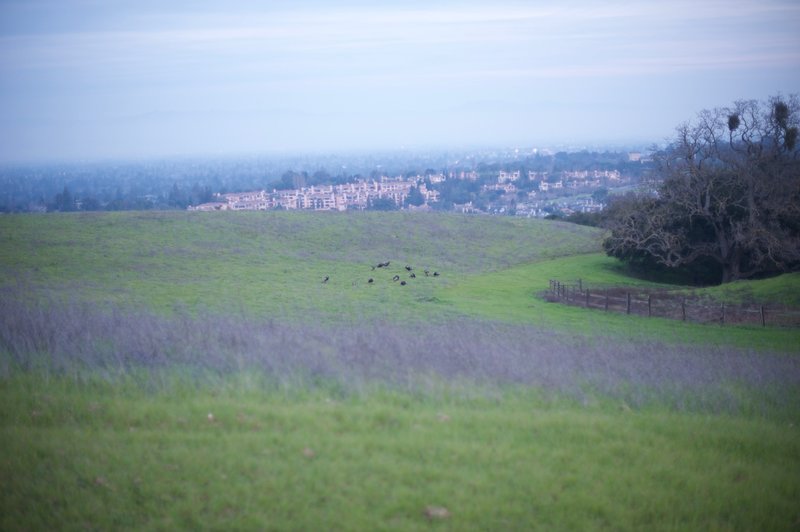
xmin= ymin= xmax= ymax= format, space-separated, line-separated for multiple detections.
xmin=547 ymin=279 xmax=800 ymax=328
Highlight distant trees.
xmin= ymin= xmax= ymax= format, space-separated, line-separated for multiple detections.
xmin=81 ymin=197 xmax=102 ymax=211
xmin=592 ymin=187 xmax=609 ymax=204
xmin=603 ymin=96 xmax=800 ymax=284
xmin=562 ymin=210 xmax=604 ymax=227
xmin=404 ymin=186 xmax=425 ymax=207
xmin=275 ymin=171 xmax=307 ymax=190
xmin=435 ymin=179 xmax=479 ymax=206
xmin=168 ymin=183 xmax=213 ymax=209
xmin=368 ymin=197 xmax=397 ymax=211
xmin=50 ymin=186 xmax=75 ymax=212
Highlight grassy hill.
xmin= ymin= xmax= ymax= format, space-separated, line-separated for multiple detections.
xmin=2 ymin=210 xmax=798 ymax=348
xmin=1 ymin=211 xmax=799 ymax=530
xmin=0 ymin=210 xmax=601 ymax=319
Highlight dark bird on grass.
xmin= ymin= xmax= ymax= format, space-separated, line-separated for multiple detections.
xmin=400 ymin=281 xmax=407 ymax=286
xmin=376 ymin=261 xmax=390 ymax=269
xmin=433 ymin=271 xmax=440 ymax=277
xmin=424 ymin=269 xmax=430 ymax=276
xmin=368 ymin=278 xmax=374 ymax=284
xmin=392 ymin=275 xmax=400 ymax=282
xmin=405 ymin=265 xmax=413 ymax=271
xmin=410 ymin=273 xmax=416 ymax=279
xmin=322 ymin=276 xmax=329 ymax=283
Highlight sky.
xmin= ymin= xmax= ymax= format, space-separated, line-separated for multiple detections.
xmin=0 ymin=0 xmax=798 ymax=162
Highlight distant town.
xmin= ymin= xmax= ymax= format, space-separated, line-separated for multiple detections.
xmin=0 ymin=147 xmax=652 ymax=216
xmin=190 ymin=166 xmax=635 ymax=218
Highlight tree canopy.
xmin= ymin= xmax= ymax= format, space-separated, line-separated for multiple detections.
xmin=603 ymin=96 xmax=800 ymax=284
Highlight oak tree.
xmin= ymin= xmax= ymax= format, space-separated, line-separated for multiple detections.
xmin=603 ymin=96 xmax=800 ymax=283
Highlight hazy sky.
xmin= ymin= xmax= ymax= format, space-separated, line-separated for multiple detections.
xmin=1 ymin=0 xmax=798 ymax=162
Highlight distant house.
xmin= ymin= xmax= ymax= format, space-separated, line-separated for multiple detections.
xmin=528 ymin=171 xmax=548 ymax=181
xmin=188 ymin=202 xmax=229 ymax=211
xmin=453 ymin=201 xmax=482 ymax=214
xmin=539 ymin=180 xmax=563 ymax=192
xmin=482 ymin=183 xmax=517 ymax=194
xmin=498 ymin=170 xmax=520 ymax=183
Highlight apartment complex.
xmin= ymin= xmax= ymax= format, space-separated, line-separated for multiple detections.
xmin=190 ymin=177 xmax=439 ymax=212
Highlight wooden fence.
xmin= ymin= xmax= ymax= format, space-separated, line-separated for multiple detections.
xmin=547 ymin=279 xmax=800 ymax=327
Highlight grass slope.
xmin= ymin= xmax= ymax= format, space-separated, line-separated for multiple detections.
xmin=442 ymin=254 xmax=800 ymax=351
xmin=2 ymin=211 xmax=798 ymax=350
xmin=0 ymin=211 xmax=600 ymax=320
xmin=2 ymin=379 xmax=798 ymax=531
xmin=2 ymin=211 xmax=800 ymax=530
xmin=695 ymin=272 xmax=800 ymax=307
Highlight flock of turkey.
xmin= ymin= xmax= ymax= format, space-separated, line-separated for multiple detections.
xmin=322 ymin=261 xmax=440 ymax=287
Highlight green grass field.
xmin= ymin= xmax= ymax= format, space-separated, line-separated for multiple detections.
xmin=0 ymin=210 xmax=601 ymax=321
xmin=2 ymin=378 xmax=798 ymax=531
xmin=1 ymin=211 xmax=799 ymax=530
xmin=2 ymin=211 xmax=798 ymax=347
xmin=441 ymin=253 xmax=800 ymax=351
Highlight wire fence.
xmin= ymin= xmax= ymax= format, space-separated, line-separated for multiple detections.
xmin=546 ymin=279 xmax=800 ymax=328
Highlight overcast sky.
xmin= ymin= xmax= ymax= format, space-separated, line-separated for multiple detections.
xmin=1 ymin=0 xmax=798 ymax=162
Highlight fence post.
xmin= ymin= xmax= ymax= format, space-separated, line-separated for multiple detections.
xmin=626 ymin=292 xmax=631 ymax=314
xmin=761 ymin=305 xmax=766 ymax=327
xmin=648 ymin=295 xmax=652 ymax=317
xmin=578 ymin=278 xmax=582 ymax=292
xmin=682 ymin=298 xmax=686 ymax=321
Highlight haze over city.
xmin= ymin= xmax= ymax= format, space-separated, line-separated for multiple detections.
xmin=1 ymin=0 xmax=798 ymax=162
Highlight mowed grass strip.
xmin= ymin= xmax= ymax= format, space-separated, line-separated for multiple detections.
xmin=690 ymin=271 xmax=800 ymax=307
xmin=441 ymin=253 xmax=800 ymax=351
xmin=1 ymin=378 xmax=799 ymax=531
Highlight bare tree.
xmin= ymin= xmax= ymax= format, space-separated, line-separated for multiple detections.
xmin=604 ymin=96 xmax=800 ymax=283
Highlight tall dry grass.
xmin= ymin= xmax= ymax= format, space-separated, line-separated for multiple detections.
xmin=1 ymin=285 xmax=798 ymax=416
